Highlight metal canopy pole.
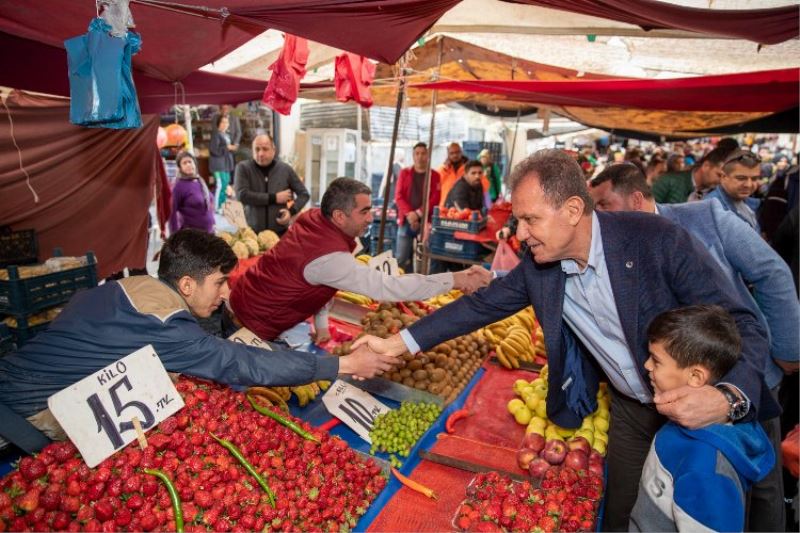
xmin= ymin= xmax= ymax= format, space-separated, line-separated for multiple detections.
xmin=377 ymin=75 xmax=406 ymax=254
xmin=418 ymin=37 xmax=445 ymax=274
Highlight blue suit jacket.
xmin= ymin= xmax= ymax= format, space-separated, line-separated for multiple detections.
xmin=408 ymin=211 xmax=779 ymax=427
xmin=704 ymin=188 xmax=761 ymax=232
xmin=658 ymin=201 xmax=799 ymax=389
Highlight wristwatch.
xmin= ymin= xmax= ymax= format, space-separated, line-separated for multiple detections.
xmin=715 ymin=383 xmax=748 ymax=421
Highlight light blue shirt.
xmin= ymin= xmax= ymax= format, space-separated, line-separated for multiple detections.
xmin=561 ymin=213 xmax=652 ymax=403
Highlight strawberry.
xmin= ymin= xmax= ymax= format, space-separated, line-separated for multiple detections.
xmin=60 ymin=495 xmax=81 ymax=513
xmin=456 ymin=515 xmax=472 ymax=530
xmin=159 ymin=416 xmax=178 ymax=435
xmin=100 ymin=519 xmax=116 ymax=533
xmin=538 ymin=515 xmax=558 ymax=532
xmin=19 ymin=457 xmax=46 ymax=481
xmin=52 ymin=511 xmax=71 ymax=529
xmin=83 ymin=518 xmax=102 ymax=532
xmin=148 ymin=433 xmax=171 ymax=451
xmin=193 ymin=490 xmax=213 ymax=509
xmin=85 ymin=482 xmax=105 ymax=501
xmin=114 ymin=508 xmax=132 ymax=528
xmin=122 ymin=474 xmax=141 ymax=493
xmin=126 ymin=494 xmax=144 ymax=510
xmin=0 ymin=492 xmax=12 ymax=508
xmin=15 ymin=488 xmax=40 ymax=512
xmin=94 ymin=499 xmax=115 ymax=522
xmin=39 ymin=490 xmax=61 ymax=511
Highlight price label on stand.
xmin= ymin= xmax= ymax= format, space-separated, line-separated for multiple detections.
xmin=228 ymin=327 xmax=272 ymax=351
xmin=322 ymin=380 xmax=391 ymax=443
xmin=368 ymin=250 xmax=399 ymax=276
xmin=48 ymin=345 xmax=184 ymax=467
xmin=223 ymin=200 xmax=248 ymax=229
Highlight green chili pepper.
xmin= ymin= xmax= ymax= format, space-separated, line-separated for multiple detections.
xmin=210 ymin=433 xmax=276 ymax=507
xmin=247 ymin=394 xmax=320 ymax=442
xmin=144 ymin=469 xmax=184 ymax=532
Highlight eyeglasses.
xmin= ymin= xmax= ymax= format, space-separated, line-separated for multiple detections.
xmin=724 ymin=151 xmax=760 ymax=166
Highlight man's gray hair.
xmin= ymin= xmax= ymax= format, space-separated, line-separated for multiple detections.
xmin=321 ymin=178 xmax=372 ymax=218
xmin=509 ymin=149 xmax=594 ymax=214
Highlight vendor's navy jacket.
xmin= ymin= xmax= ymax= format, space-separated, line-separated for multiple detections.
xmin=0 ymin=276 xmax=338 ymax=418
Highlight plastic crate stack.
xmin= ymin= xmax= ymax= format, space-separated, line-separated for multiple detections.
xmin=368 ymin=207 xmax=398 ymax=256
xmin=429 ymin=206 xmax=488 ymax=261
xmin=0 ymin=228 xmax=98 ymax=350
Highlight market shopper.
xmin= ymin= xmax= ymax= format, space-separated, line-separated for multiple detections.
xmin=234 ymin=134 xmax=309 ymax=235
xmin=652 ymin=145 xmax=729 ymax=203
xmin=479 ymin=148 xmax=503 ymax=202
xmin=395 ymin=142 xmax=441 ymax=273
xmin=444 ymin=160 xmax=485 ymax=211
xmin=0 ymin=230 xmax=394 ymax=446
xmin=209 ymin=114 xmax=236 ymax=209
xmin=353 ymin=149 xmax=778 ymax=531
xmin=438 ymin=142 xmax=469 ymax=208
xmin=705 ymin=149 xmax=762 ymax=232
xmin=168 ymin=151 xmax=215 ymax=234
xmin=629 ymin=305 xmax=774 ymax=532
xmin=588 ymin=162 xmax=798 ymax=531
xmin=229 ymin=177 xmax=492 ymax=343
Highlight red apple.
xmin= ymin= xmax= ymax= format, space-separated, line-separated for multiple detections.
xmin=588 ymin=461 xmax=604 ymax=478
xmin=523 ymin=432 xmax=546 ymax=454
xmin=589 ymin=450 xmax=604 ymax=466
xmin=541 ymin=439 xmax=567 ymax=465
xmin=567 ymin=436 xmax=591 ymax=456
xmin=564 ymin=450 xmax=589 ymax=471
xmin=517 ymin=448 xmax=538 ymax=471
xmin=528 ymin=457 xmax=551 ymax=479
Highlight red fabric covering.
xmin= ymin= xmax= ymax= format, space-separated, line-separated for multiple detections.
xmin=261 ymin=34 xmax=309 ymax=115
xmin=229 ymin=209 xmax=356 ymax=341
xmin=335 ymin=53 xmax=377 ymax=108
xmin=154 ymin=153 xmax=172 ymax=241
xmin=414 ymin=68 xmax=800 ymax=113
xmin=504 ymin=0 xmax=799 ymax=45
xmin=0 ymin=90 xmax=158 ymax=278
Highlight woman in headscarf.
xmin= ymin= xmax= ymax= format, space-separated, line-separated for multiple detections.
xmin=168 ymin=151 xmax=215 ymax=234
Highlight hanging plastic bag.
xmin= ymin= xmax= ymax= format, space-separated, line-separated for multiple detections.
xmin=491 ymin=239 xmax=520 ymax=272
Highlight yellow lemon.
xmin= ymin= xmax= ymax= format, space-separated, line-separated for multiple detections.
xmin=593 ymin=416 xmax=609 ymax=432
xmin=507 ymin=398 xmax=525 ymax=415
xmin=514 ymin=407 xmax=532 ymax=425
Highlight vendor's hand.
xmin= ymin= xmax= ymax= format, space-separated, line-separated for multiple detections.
xmin=654 ymin=385 xmax=730 ymax=429
xmin=227 ymin=144 xmax=237 ymax=151
xmin=276 ymin=189 xmax=293 ymax=204
xmin=277 ymin=208 xmax=292 ymax=225
xmin=453 ymin=265 xmax=492 ymax=294
xmin=226 ymin=185 xmax=235 ymax=198
xmin=496 ymin=227 xmax=511 ymax=241
xmin=311 ymin=328 xmax=331 ymax=344
xmin=351 ymin=333 xmax=409 ymax=358
xmin=407 ymin=212 xmax=421 ymax=232
xmin=338 ymin=344 xmax=399 ymax=380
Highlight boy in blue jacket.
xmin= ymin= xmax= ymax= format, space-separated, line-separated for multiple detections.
xmin=629 ymin=305 xmax=775 ymax=532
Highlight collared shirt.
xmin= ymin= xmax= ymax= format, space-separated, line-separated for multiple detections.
xmin=732 ymin=200 xmax=759 ymax=230
xmin=560 ymin=213 xmax=653 ymax=403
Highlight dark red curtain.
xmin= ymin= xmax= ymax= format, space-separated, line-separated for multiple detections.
xmin=504 ymin=0 xmax=798 ymax=45
xmin=414 ymin=68 xmax=800 ymax=112
xmin=0 ymin=91 xmax=159 ymax=278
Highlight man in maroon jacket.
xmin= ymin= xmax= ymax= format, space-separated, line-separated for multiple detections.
xmin=229 ymin=178 xmax=489 ymax=343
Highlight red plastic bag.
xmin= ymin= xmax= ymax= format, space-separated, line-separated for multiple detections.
xmin=781 ymin=424 xmax=799 ymax=477
xmin=491 ymin=240 xmax=520 ymax=272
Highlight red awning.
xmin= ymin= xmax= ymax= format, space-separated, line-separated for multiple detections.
xmin=413 ymin=68 xmax=800 ymax=112
xmin=503 ymin=0 xmax=799 ymax=45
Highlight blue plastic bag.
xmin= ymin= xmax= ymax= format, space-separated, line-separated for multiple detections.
xmin=65 ymin=18 xmax=142 ymax=129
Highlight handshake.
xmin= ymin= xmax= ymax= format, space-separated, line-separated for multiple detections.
xmin=336 ymin=333 xmax=411 ymax=380
xmin=452 ymin=265 xmax=493 ymax=294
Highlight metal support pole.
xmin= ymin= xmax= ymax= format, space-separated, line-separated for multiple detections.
xmin=507 ymin=108 xmax=522 ymax=177
xmin=377 ymin=77 xmax=406 ymax=254
xmin=183 ymin=105 xmax=194 ymax=152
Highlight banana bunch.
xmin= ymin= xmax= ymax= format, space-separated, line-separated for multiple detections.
xmin=291 ymin=380 xmax=332 ymax=407
xmin=483 ymin=307 xmax=547 ymax=369
xmin=356 ymin=254 xmax=372 ymax=265
xmin=336 ymin=290 xmax=373 ymax=306
xmin=247 ymin=386 xmax=291 ymax=412
xmin=425 ymin=289 xmax=463 ymax=308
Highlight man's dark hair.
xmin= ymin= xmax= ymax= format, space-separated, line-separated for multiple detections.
xmin=321 ymin=177 xmax=372 ymax=218
xmin=647 ymin=305 xmax=741 ymax=381
xmin=716 ymin=137 xmax=740 ymax=154
xmin=413 ymin=142 xmax=427 ymax=151
xmin=509 ymin=149 xmax=594 ymax=214
xmin=158 ymin=229 xmax=237 ymax=288
xmin=696 ymin=146 xmax=733 ymax=169
xmin=722 ymin=149 xmax=761 ymax=174
xmin=646 ymin=155 xmax=664 ymax=171
xmin=666 ymin=153 xmax=684 ymax=173
xmin=590 ymin=163 xmax=653 ymax=199
xmin=213 ymin=114 xmax=227 ymax=129
xmin=465 ymin=159 xmax=483 ymax=173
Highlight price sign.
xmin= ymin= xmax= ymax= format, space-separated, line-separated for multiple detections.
xmin=48 ymin=345 xmax=184 ymax=467
xmin=322 ymin=380 xmax=391 ymax=443
xmin=223 ymin=200 xmax=248 ymax=229
xmin=228 ymin=327 xmax=272 ymax=351
xmin=368 ymin=250 xmax=399 ymax=277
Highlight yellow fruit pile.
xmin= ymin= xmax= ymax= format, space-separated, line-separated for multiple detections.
xmin=506 ymin=366 xmax=610 ymax=456
xmin=482 ymin=307 xmax=546 ymax=368
xmin=425 ymin=289 xmax=463 ymax=308
xmin=247 ymin=380 xmax=331 ymax=410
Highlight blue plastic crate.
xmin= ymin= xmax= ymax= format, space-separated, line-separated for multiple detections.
xmin=431 ymin=206 xmax=487 ymax=234
xmin=429 ymin=228 xmax=487 ymax=261
xmin=370 ymin=219 xmax=398 ymax=241
xmin=0 ymin=324 xmax=14 ymax=357
xmin=0 ymin=252 xmax=97 ymax=316
xmin=6 ymin=319 xmax=51 ymax=347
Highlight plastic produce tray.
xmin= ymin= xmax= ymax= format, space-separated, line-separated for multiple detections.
xmin=0 ymin=252 xmax=97 ymax=316
xmin=0 ymin=227 xmax=38 ymax=268
xmin=5 ymin=319 xmax=51 ymax=347
xmin=432 ymin=207 xmax=487 ymax=234
xmin=429 ymin=229 xmax=487 ymax=261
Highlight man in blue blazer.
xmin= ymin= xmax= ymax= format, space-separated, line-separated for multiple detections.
xmin=355 ymin=150 xmax=778 ymax=530
xmin=704 ymin=149 xmax=763 ymax=232
xmin=588 ymin=163 xmax=797 ymax=531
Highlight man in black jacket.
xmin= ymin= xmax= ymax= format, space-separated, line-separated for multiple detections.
xmin=444 ymin=160 xmax=485 ymax=211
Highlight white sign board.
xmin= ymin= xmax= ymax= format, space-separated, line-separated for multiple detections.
xmin=322 ymin=380 xmax=391 ymax=443
xmin=368 ymin=250 xmax=399 ymax=277
xmin=223 ymin=200 xmax=248 ymax=229
xmin=227 ymin=327 xmax=272 ymax=351
xmin=48 ymin=345 xmax=184 ymax=467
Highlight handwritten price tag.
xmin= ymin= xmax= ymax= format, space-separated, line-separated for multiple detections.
xmin=321 ymin=380 xmax=390 ymax=443
xmin=368 ymin=250 xmax=399 ymax=276
xmin=227 ymin=327 xmax=272 ymax=351
xmin=47 ymin=345 xmax=184 ymax=467
xmin=223 ymin=200 xmax=248 ymax=229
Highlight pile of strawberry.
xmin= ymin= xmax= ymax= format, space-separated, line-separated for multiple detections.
xmin=0 ymin=376 xmax=386 ymax=532
xmin=452 ymin=467 xmax=601 ymax=533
